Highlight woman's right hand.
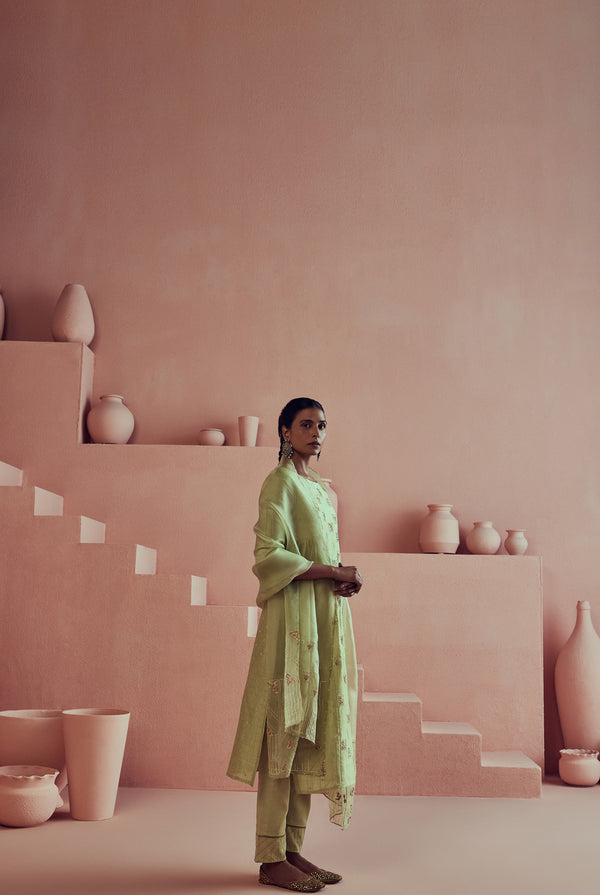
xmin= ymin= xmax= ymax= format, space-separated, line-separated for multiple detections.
xmin=333 ymin=564 xmax=363 ymax=597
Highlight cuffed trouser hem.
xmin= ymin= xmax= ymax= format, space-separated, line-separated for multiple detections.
xmin=255 ymin=737 xmax=311 ymax=863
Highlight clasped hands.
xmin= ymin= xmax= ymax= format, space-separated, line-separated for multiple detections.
xmin=332 ymin=563 xmax=363 ymax=598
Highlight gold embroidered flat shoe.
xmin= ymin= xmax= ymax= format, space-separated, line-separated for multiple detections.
xmin=309 ymin=869 xmax=343 ymax=885
xmin=259 ymin=867 xmax=325 ymax=892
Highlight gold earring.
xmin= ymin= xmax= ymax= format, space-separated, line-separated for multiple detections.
xmin=281 ymin=439 xmax=294 ymax=459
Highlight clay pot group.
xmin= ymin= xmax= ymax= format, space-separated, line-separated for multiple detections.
xmin=0 ymin=707 xmax=130 ymax=825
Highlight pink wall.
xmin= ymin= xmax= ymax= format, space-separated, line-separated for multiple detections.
xmin=1 ymin=1 xmax=599 ymax=772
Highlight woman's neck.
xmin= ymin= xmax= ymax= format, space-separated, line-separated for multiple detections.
xmin=290 ymin=454 xmax=313 ymax=479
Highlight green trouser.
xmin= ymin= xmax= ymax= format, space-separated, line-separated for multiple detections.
xmin=255 ymin=737 xmax=312 ymax=863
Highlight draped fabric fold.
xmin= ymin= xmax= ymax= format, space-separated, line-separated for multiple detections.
xmin=227 ymin=459 xmax=357 ymax=829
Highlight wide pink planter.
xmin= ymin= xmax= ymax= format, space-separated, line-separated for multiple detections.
xmin=0 ymin=709 xmax=67 ymax=806
xmin=63 ymin=709 xmax=130 ymax=821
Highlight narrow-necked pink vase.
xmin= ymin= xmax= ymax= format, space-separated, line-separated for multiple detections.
xmin=555 ymin=601 xmax=600 ymax=750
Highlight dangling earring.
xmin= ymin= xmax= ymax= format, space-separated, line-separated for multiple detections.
xmin=281 ymin=438 xmax=294 ymax=460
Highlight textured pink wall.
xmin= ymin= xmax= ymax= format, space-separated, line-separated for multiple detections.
xmin=1 ymin=1 xmax=599 ymax=772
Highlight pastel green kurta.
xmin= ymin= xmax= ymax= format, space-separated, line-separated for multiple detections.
xmin=227 ymin=458 xmax=357 ymax=829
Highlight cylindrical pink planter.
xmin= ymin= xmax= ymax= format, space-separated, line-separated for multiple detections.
xmin=0 ymin=709 xmax=67 ymax=806
xmin=63 ymin=709 xmax=130 ymax=821
xmin=238 ymin=415 xmax=259 ymax=446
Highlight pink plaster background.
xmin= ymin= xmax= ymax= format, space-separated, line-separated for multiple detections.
xmin=1 ymin=0 xmax=599 ymax=775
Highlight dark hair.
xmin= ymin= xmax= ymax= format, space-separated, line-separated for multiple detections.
xmin=278 ymin=397 xmax=325 ymax=461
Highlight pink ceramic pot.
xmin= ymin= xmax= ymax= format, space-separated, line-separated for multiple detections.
xmin=466 ymin=521 xmax=501 ymax=555
xmin=0 ymin=765 xmax=59 ymax=827
xmin=555 ymin=601 xmax=600 ymax=750
xmin=238 ymin=415 xmax=259 ymax=446
xmin=419 ymin=504 xmax=459 ymax=554
xmin=559 ymin=749 xmax=600 ymax=786
xmin=505 ymin=529 xmax=528 ymax=555
xmin=0 ymin=709 xmax=67 ymax=806
xmin=86 ymin=395 xmax=135 ymax=444
xmin=198 ymin=428 xmax=226 ymax=446
xmin=51 ymin=283 xmax=95 ymax=345
xmin=63 ymin=709 xmax=130 ymax=821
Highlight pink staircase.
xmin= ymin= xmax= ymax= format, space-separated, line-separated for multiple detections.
xmin=357 ymin=669 xmax=540 ymax=797
xmin=1 ymin=457 xmax=541 ymax=797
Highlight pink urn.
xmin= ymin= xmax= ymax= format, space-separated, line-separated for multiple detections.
xmin=466 ymin=521 xmax=501 ymax=555
xmin=86 ymin=395 xmax=135 ymax=444
xmin=419 ymin=504 xmax=459 ymax=554
xmin=505 ymin=529 xmax=528 ymax=555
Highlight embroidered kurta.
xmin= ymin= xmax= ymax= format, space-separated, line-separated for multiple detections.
xmin=227 ymin=458 xmax=357 ymax=828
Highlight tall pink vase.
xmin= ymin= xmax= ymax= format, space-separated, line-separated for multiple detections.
xmin=86 ymin=395 xmax=135 ymax=444
xmin=51 ymin=283 xmax=95 ymax=345
xmin=419 ymin=504 xmax=459 ymax=554
xmin=238 ymin=415 xmax=259 ymax=446
xmin=0 ymin=709 xmax=67 ymax=806
xmin=555 ymin=601 xmax=600 ymax=750
xmin=62 ymin=709 xmax=130 ymax=821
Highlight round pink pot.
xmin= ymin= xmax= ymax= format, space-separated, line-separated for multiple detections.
xmin=63 ymin=709 xmax=130 ymax=821
xmin=86 ymin=395 xmax=135 ymax=444
xmin=238 ymin=415 xmax=259 ymax=446
xmin=0 ymin=709 xmax=67 ymax=806
xmin=51 ymin=283 xmax=95 ymax=345
xmin=559 ymin=749 xmax=600 ymax=786
xmin=0 ymin=765 xmax=59 ymax=827
xmin=419 ymin=504 xmax=459 ymax=554
xmin=466 ymin=521 xmax=501 ymax=555
xmin=198 ymin=428 xmax=226 ymax=446
xmin=505 ymin=529 xmax=528 ymax=555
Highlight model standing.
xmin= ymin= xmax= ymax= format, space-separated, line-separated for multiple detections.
xmin=227 ymin=398 xmax=363 ymax=891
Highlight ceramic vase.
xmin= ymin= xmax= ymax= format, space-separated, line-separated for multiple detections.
xmin=51 ymin=284 xmax=95 ymax=345
xmin=86 ymin=395 xmax=135 ymax=444
xmin=0 ymin=289 xmax=4 ymax=339
xmin=505 ymin=529 xmax=528 ymax=555
xmin=198 ymin=428 xmax=226 ymax=446
xmin=0 ymin=709 xmax=67 ymax=806
xmin=555 ymin=601 xmax=600 ymax=750
xmin=238 ymin=415 xmax=259 ymax=446
xmin=0 ymin=766 xmax=59 ymax=827
xmin=62 ymin=709 xmax=130 ymax=821
xmin=558 ymin=749 xmax=600 ymax=786
xmin=466 ymin=521 xmax=501 ymax=555
xmin=419 ymin=504 xmax=459 ymax=554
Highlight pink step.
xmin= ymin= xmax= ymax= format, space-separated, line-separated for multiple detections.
xmin=357 ymin=679 xmax=541 ymax=798
xmin=0 ymin=460 xmax=23 ymax=485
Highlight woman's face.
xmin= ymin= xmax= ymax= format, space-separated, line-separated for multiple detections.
xmin=282 ymin=406 xmax=327 ymax=459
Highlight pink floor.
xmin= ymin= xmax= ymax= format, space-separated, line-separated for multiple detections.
xmin=3 ymin=782 xmax=599 ymax=895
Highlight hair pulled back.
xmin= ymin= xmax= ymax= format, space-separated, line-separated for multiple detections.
xmin=278 ymin=397 xmax=325 ymax=461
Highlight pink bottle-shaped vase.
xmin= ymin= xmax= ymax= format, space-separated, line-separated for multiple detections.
xmin=555 ymin=601 xmax=600 ymax=750
xmin=419 ymin=504 xmax=459 ymax=554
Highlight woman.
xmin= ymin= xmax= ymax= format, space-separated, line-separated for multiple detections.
xmin=227 ymin=397 xmax=363 ymax=892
